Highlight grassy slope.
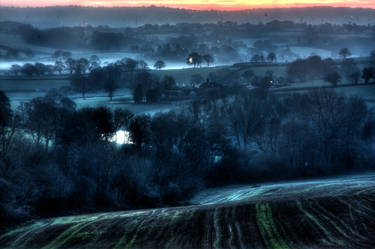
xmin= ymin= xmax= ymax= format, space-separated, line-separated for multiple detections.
xmin=1 ymin=174 xmax=375 ymax=249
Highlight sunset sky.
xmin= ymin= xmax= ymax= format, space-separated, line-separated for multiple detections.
xmin=1 ymin=0 xmax=374 ymax=10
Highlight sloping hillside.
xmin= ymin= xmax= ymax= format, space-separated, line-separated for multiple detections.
xmin=1 ymin=174 xmax=375 ymax=249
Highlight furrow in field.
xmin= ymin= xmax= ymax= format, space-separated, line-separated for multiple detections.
xmin=256 ymin=203 xmax=290 ymax=249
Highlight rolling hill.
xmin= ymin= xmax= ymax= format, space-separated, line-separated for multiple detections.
xmin=1 ymin=173 xmax=374 ymax=249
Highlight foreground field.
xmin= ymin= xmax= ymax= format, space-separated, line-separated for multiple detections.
xmin=1 ymin=173 xmax=374 ymax=249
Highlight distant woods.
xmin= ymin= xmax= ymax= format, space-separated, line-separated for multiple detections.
xmin=2 ymin=20 xmax=375 ymax=66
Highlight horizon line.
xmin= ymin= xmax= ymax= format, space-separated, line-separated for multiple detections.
xmin=0 ymin=4 xmax=374 ymax=11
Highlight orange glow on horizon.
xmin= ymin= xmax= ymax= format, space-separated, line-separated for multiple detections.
xmin=1 ymin=0 xmax=374 ymax=10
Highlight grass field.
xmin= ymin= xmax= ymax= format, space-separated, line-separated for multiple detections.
xmin=6 ymin=88 xmax=176 ymax=115
xmin=1 ymin=173 xmax=374 ymax=249
xmin=0 ymin=77 xmax=70 ymax=92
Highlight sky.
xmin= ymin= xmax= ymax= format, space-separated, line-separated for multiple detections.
xmin=0 ymin=0 xmax=374 ymax=10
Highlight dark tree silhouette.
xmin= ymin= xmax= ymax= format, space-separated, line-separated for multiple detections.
xmin=267 ymin=52 xmax=277 ymax=63
xmin=362 ymin=68 xmax=374 ymax=84
xmin=154 ymin=60 xmax=166 ymax=70
xmin=187 ymin=52 xmax=202 ymax=68
xmin=146 ymin=88 xmax=161 ymax=103
xmin=10 ymin=64 xmax=21 ymax=76
xmin=92 ymin=107 xmax=115 ymax=141
xmin=21 ymin=63 xmax=37 ymax=77
xmin=54 ymin=61 xmax=65 ymax=75
xmin=124 ymin=58 xmax=138 ymax=73
xmin=351 ymin=72 xmax=361 ymax=85
xmin=138 ymin=60 xmax=148 ymax=70
xmin=341 ymin=58 xmax=359 ymax=84
xmin=133 ymin=84 xmax=144 ymax=103
xmin=162 ymin=76 xmax=176 ymax=90
xmin=104 ymin=79 xmax=118 ymax=100
xmin=202 ymin=54 xmax=214 ymax=67
xmin=65 ymin=58 xmax=76 ymax=75
xmin=114 ymin=109 xmax=134 ymax=131
xmin=0 ymin=91 xmax=11 ymax=129
xmin=339 ymin=48 xmax=351 ymax=59
xmin=0 ymin=91 xmax=14 ymax=157
xmin=76 ymin=58 xmax=89 ymax=75
xmin=324 ymin=72 xmax=341 ymax=86
xmin=129 ymin=115 xmax=151 ymax=150
xmin=70 ymin=76 xmax=89 ymax=99
xmin=89 ymin=55 xmax=101 ymax=71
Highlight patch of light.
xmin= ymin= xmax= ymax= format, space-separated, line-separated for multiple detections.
xmin=109 ymin=130 xmax=132 ymax=144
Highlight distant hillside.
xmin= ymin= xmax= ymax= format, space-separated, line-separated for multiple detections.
xmin=0 ymin=6 xmax=375 ymax=28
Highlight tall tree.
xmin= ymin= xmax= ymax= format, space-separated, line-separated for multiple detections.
xmin=54 ymin=61 xmax=65 ymax=75
xmin=138 ymin=60 xmax=148 ymax=70
xmin=129 ymin=115 xmax=151 ymax=150
xmin=76 ymin=58 xmax=89 ymax=75
xmin=202 ymin=54 xmax=214 ymax=67
xmin=341 ymin=58 xmax=359 ymax=84
xmin=0 ymin=91 xmax=16 ymax=158
xmin=70 ymin=76 xmax=89 ymax=99
xmin=351 ymin=72 xmax=361 ymax=85
xmin=187 ymin=52 xmax=202 ymax=68
xmin=104 ymin=79 xmax=118 ymax=100
xmin=339 ymin=48 xmax=351 ymax=59
xmin=267 ymin=52 xmax=277 ymax=63
xmin=65 ymin=58 xmax=76 ymax=75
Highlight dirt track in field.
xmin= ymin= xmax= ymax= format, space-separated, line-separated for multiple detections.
xmin=1 ymin=174 xmax=375 ymax=249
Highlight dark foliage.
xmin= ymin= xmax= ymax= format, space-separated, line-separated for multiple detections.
xmin=0 ymin=89 xmax=374 ymax=232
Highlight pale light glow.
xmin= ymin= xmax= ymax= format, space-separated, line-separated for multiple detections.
xmin=109 ymin=130 xmax=132 ymax=144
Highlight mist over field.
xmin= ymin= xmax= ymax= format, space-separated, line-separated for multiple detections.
xmin=1 ymin=6 xmax=375 ymax=27
xmin=0 ymin=4 xmax=375 ymax=249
